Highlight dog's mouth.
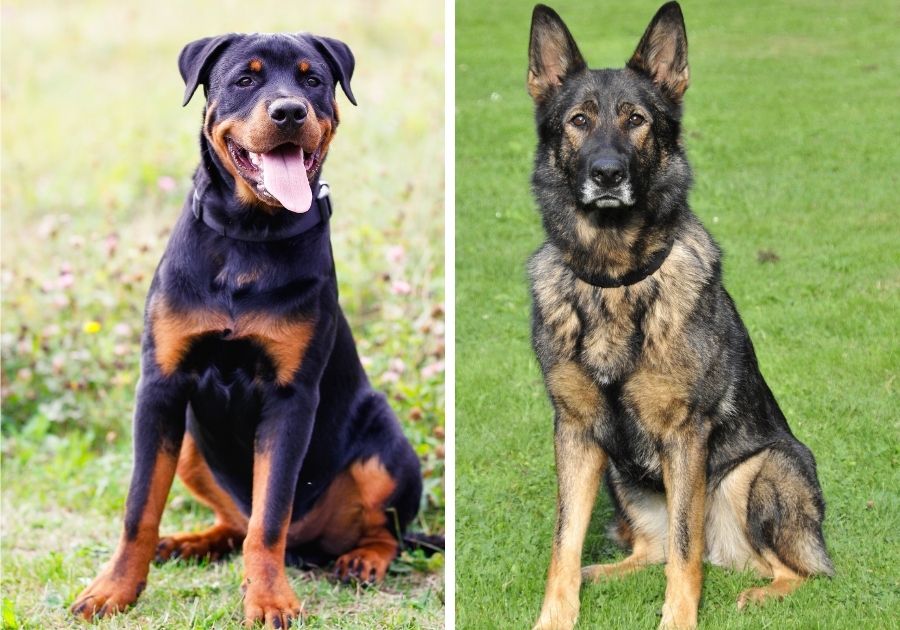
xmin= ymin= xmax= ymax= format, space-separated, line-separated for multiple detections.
xmin=226 ymin=138 xmax=322 ymax=213
xmin=593 ymin=194 xmax=629 ymax=208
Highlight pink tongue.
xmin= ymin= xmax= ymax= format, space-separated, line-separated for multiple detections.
xmin=260 ymin=146 xmax=312 ymax=213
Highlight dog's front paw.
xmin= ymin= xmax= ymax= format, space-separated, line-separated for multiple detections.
xmin=70 ymin=569 xmax=146 ymax=620
xmin=659 ymin=600 xmax=698 ymax=630
xmin=242 ymin=576 xmax=303 ymax=628
xmin=532 ymin=602 xmax=579 ymax=630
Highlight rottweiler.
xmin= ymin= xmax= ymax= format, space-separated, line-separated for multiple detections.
xmin=70 ymin=32 xmax=425 ymax=628
xmin=526 ymin=4 xmax=833 ymax=629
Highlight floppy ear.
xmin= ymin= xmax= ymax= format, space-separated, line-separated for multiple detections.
xmin=627 ymin=2 xmax=689 ymax=103
xmin=311 ymin=35 xmax=357 ymax=106
xmin=527 ymin=4 xmax=586 ymax=103
xmin=178 ymin=34 xmax=236 ymax=106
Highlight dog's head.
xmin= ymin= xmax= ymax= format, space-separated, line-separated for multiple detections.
xmin=527 ymin=2 xmax=691 ymax=230
xmin=180 ymin=33 xmax=356 ymax=213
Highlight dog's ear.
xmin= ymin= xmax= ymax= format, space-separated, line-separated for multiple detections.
xmin=310 ymin=35 xmax=357 ymax=106
xmin=627 ymin=2 xmax=689 ymax=103
xmin=179 ymin=34 xmax=237 ymax=106
xmin=527 ymin=4 xmax=586 ymax=103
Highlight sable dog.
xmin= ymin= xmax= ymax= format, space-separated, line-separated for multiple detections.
xmin=526 ymin=4 xmax=833 ymax=629
xmin=70 ymin=33 xmax=426 ymax=628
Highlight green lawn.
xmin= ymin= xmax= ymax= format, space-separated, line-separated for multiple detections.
xmin=1 ymin=1 xmax=444 ymax=628
xmin=456 ymin=1 xmax=898 ymax=628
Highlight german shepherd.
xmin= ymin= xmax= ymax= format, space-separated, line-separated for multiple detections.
xmin=526 ymin=4 xmax=833 ymax=628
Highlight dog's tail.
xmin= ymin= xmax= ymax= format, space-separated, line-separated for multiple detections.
xmin=401 ymin=532 xmax=445 ymax=556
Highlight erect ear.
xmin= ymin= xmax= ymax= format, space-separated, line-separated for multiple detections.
xmin=310 ymin=35 xmax=357 ymax=106
xmin=627 ymin=2 xmax=689 ymax=103
xmin=527 ymin=4 xmax=587 ymax=103
xmin=178 ymin=34 xmax=237 ymax=106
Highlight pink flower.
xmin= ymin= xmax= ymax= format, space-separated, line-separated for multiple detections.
xmin=390 ymin=280 xmax=412 ymax=296
xmin=157 ymin=176 xmax=177 ymax=192
xmin=381 ymin=370 xmax=401 ymax=384
xmin=389 ymin=358 xmax=406 ymax=374
xmin=421 ymin=361 xmax=444 ymax=379
xmin=113 ymin=323 xmax=132 ymax=337
xmin=57 ymin=273 xmax=75 ymax=290
xmin=386 ymin=245 xmax=405 ymax=264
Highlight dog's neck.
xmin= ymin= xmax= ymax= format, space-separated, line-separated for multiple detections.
xmin=558 ymin=209 xmax=679 ymax=288
xmin=190 ymin=139 xmax=332 ymax=242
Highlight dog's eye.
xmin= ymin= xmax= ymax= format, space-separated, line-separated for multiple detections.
xmin=570 ymin=114 xmax=587 ymax=127
xmin=306 ymin=77 xmax=321 ymax=87
xmin=628 ymin=113 xmax=646 ymax=126
xmin=236 ymin=77 xmax=254 ymax=87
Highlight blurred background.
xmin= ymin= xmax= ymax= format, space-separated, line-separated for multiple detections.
xmin=1 ymin=1 xmax=445 ymax=627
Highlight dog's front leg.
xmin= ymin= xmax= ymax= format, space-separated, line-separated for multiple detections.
xmin=533 ymin=418 xmax=608 ymax=630
xmin=659 ymin=432 xmax=708 ymax=630
xmin=71 ymin=372 xmax=188 ymax=619
xmin=241 ymin=391 xmax=317 ymax=628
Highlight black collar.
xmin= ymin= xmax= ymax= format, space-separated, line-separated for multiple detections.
xmin=571 ymin=240 xmax=674 ymax=288
xmin=191 ymin=173 xmax=333 ymax=242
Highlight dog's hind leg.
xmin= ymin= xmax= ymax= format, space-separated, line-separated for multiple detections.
xmin=156 ymin=432 xmax=247 ymax=562
xmin=737 ymin=443 xmax=833 ymax=609
xmin=737 ymin=550 xmax=806 ymax=609
xmin=583 ymin=474 xmax=667 ymax=582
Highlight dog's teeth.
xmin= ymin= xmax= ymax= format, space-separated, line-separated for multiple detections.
xmin=249 ymin=152 xmax=261 ymax=166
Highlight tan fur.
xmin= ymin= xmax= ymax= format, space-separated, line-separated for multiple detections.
xmin=149 ymin=295 xmax=315 ymax=385
xmin=248 ymin=58 xmax=263 ymax=73
xmin=156 ymin=434 xmax=247 ymax=562
xmin=242 ymin=451 xmax=303 ymax=626
xmin=71 ymin=451 xmax=178 ymax=619
xmin=546 ymin=362 xmax=600 ymax=424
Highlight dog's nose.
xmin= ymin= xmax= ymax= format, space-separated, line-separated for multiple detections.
xmin=268 ymin=99 xmax=307 ymax=128
xmin=590 ymin=158 xmax=626 ymax=186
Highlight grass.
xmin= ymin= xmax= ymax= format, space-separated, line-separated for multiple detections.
xmin=456 ymin=0 xmax=898 ymax=628
xmin=1 ymin=0 xmax=444 ymax=627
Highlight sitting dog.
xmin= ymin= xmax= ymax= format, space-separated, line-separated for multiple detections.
xmin=71 ymin=32 xmax=424 ymax=628
xmin=526 ymin=4 xmax=833 ymax=628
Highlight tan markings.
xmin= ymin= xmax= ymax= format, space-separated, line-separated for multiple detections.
xmin=623 ymin=367 xmax=691 ymax=438
xmin=71 ymin=451 xmax=178 ymax=620
xmin=149 ymin=295 xmax=230 ymax=376
xmin=248 ymin=58 xmax=263 ymax=72
xmin=157 ymin=434 xmax=247 ymax=561
xmin=298 ymin=60 xmax=311 ymax=73
xmin=243 ymin=451 xmax=303 ymax=627
xmin=737 ymin=550 xmax=806 ymax=610
xmin=659 ymin=441 xmax=707 ymax=630
xmin=533 ymin=424 xmax=607 ymax=630
xmin=287 ymin=468 xmax=363 ymax=552
xmin=582 ymin=534 xmax=661 ymax=582
xmin=705 ymin=452 xmax=768 ymax=573
xmin=287 ymin=457 xmax=399 ymax=582
xmin=334 ymin=459 xmax=399 ymax=581
xmin=207 ymin=99 xmax=329 ymax=210
xmin=546 ymin=361 xmax=599 ymax=424
xmin=239 ymin=315 xmax=315 ymax=385
xmin=150 ymin=295 xmax=314 ymax=383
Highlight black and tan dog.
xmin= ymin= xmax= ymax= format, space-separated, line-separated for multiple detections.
xmin=526 ymin=4 xmax=833 ymax=629
xmin=70 ymin=33 xmax=426 ymax=627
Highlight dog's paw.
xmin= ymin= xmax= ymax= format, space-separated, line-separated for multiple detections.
xmin=156 ymin=524 xmax=243 ymax=563
xmin=242 ymin=577 xmax=303 ymax=628
xmin=531 ymin=605 xmax=578 ymax=630
xmin=70 ymin=570 xmax=145 ymax=620
xmin=333 ymin=547 xmax=392 ymax=584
